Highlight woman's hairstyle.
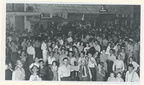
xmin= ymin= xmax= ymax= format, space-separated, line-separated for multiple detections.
xmin=128 ymin=64 xmax=134 ymax=68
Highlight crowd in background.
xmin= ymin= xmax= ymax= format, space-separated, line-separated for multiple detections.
xmin=5 ymin=21 xmax=140 ymax=82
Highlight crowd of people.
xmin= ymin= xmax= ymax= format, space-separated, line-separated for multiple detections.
xmin=5 ymin=20 xmax=140 ymax=82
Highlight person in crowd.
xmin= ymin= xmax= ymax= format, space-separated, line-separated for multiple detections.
xmin=59 ymin=48 xmax=68 ymax=66
xmin=125 ymin=64 xmax=140 ymax=82
xmin=119 ymin=48 xmax=126 ymax=62
xmin=10 ymin=41 xmax=19 ymax=67
xmin=34 ymin=39 xmax=42 ymax=59
xmin=20 ymin=51 xmax=27 ymax=64
xmin=87 ymin=52 xmax=97 ymax=81
xmin=29 ymin=57 xmax=40 ymax=72
xmin=27 ymin=42 xmax=35 ymax=67
xmin=100 ymin=48 xmax=108 ymax=72
xmin=48 ymin=51 xmax=56 ymax=68
xmin=84 ymin=43 xmax=90 ymax=55
xmin=78 ymin=59 xmax=92 ymax=81
xmin=115 ymin=72 xmax=124 ymax=82
xmin=112 ymin=54 xmax=125 ymax=73
xmin=78 ymin=51 xmax=87 ymax=65
xmin=41 ymin=40 xmax=48 ymax=64
xmin=107 ymin=49 xmax=116 ymax=75
xmin=39 ymin=59 xmax=53 ymax=80
xmin=96 ymin=62 xmax=106 ymax=81
xmin=29 ymin=65 xmax=42 ymax=81
xmin=53 ymin=48 xmax=60 ymax=61
xmin=21 ymin=38 xmax=27 ymax=51
xmin=58 ymin=57 xmax=71 ymax=81
xmin=129 ymin=57 xmax=139 ymax=72
xmin=12 ymin=60 xmax=25 ymax=80
xmin=5 ymin=62 xmax=13 ymax=80
xmin=107 ymin=72 xmax=116 ymax=82
xmin=51 ymin=61 xmax=58 ymax=81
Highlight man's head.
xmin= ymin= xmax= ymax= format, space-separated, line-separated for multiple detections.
xmin=63 ymin=57 xmax=69 ymax=66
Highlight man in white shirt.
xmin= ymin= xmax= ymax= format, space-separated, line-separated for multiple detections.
xmin=58 ymin=57 xmax=71 ymax=81
xmin=112 ymin=54 xmax=125 ymax=73
xmin=87 ymin=52 xmax=97 ymax=81
xmin=41 ymin=40 xmax=48 ymax=64
xmin=27 ymin=42 xmax=35 ymax=66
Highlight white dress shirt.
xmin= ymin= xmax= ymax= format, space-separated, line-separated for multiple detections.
xmin=58 ymin=65 xmax=71 ymax=81
xmin=27 ymin=46 xmax=35 ymax=59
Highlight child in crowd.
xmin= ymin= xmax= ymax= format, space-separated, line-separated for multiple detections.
xmin=107 ymin=72 xmax=116 ymax=82
xmin=115 ymin=72 xmax=124 ymax=82
xmin=51 ymin=61 xmax=58 ymax=81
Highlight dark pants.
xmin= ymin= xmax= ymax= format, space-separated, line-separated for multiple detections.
xmin=35 ymin=47 xmax=42 ymax=59
xmin=61 ymin=76 xmax=71 ymax=81
xmin=71 ymin=71 xmax=79 ymax=81
xmin=90 ymin=67 xmax=96 ymax=81
xmin=27 ymin=54 xmax=33 ymax=66
xmin=107 ymin=60 xmax=113 ymax=75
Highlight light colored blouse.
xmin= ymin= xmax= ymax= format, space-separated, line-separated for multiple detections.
xmin=12 ymin=68 xmax=25 ymax=80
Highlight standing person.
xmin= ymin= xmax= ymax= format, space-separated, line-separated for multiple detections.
xmin=12 ymin=60 xmax=25 ymax=80
xmin=51 ymin=61 xmax=58 ymax=81
xmin=41 ymin=40 xmax=48 ymax=64
xmin=78 ymin=60 xmax=92 ymax=81
xmin=87 ymin=52 xmax=97 ymax=81
xmin=59 ymin=48 xmax=67 ymax=66
xmin=34 ymin=39 xmax=42 ymax=59
xmin=10 ymin=41 xmax=18 ymax=67
xmin=133 ymin=40 xmax=140 ymax=63
xmin=48 ymin=51 xmax=56 ymax=68
xmin=99 ymin=48 xmax=108 ymax=72
xmin=107 ymin=49 xmax=116 ymax=75
xmin=96 ymin=63 xmax=106 ymax=81
xmin=21 ymin=38 xmax=27 ymax=52
xmin=27 ymin=42 xmax=35 ymax=67
xmin=127 ymin=39 xmax=134 ymax=59
xmin=5 ymin=62 xmax=13 ymax=80
xmin=39 ymin=59 xmax=53 ymax=80
xmin=29 ymin=65 xmax=42 ymax=81
xmin=78 ymin=51 xmax=87 ymax=65
xmin=112 ymin=54 xmax=125 ymax=73
xmin=58 ymin=57 xmax=71 ymax=81
xmin=129 ymin=57 xmax=139 ymax=72
xmin=53 ymin=48 xmax=60 ymax=61
xmin=125 ymin=64 xmax=140 ymax=82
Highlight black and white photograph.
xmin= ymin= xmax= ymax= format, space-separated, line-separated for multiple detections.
xmin=5 ymin=3 xmax=140 ymax=82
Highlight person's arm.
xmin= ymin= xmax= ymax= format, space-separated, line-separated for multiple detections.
xmin=125 ymin=72 xmax=128 ymax=82
xmin=112 ymin=61 xmax=116 ymax=71
xmin=122 ymin=61 xmax=125 ymax=71
xmin=88 ymin=67 xmax=92 ymax=79
xmin=33 ymin=48 xmax=35 ymax=59
xmin=58 ymin=67 xmax=61 ymax=81
xmin=12 ymin=71 xmax=16 ymax=80
xmin=134 ymin=62 xmax=139 ymax=71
